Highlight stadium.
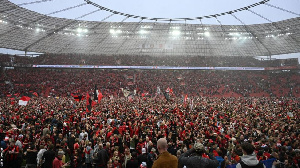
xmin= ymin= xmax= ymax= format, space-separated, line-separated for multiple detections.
xmin=0 ymin=0 xmax=299 ymax=168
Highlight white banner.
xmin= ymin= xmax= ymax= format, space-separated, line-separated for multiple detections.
xmin=18 ymin=100 xmax=28 ymax=106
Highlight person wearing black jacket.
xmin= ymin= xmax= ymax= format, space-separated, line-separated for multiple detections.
xmin=94 ymin=144 xmax=109 ymax=168
xmin=179 ymin=143 xmax=219 ymax=168
xmin=126 ymin=152 xmax=139 ymax=168
xmin=42 ymin=144 xmax=56 ymax=168
xmin=25 ymin=145 xmax=38 ymax=168
xmin=137 ymin=148 xmax=148 ymax=166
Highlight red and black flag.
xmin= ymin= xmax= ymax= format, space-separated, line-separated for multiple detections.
xmin=71 ymin=93 xmax=84 ymax=102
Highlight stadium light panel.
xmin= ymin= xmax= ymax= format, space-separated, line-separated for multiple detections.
xmin=110 ymin=29 xmax=122 ymax=34
xmin=110 ymin=29 xmax=115 ymax=34
xmin=204 ymin=31 xmax=210 ymax=36
xmin=77 ymin=28 xmax=83 ymax=33
xmin=172 ymin=30 xmax=181 ymax=36
xmin=139 ymin=30 xmax=148 ymax=34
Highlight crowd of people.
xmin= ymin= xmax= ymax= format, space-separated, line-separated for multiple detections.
xmin=0 ymin=95 xmax=298 ymax=168
xmin=0 ymin=54 xmax=299 ymax=168
xmin=1 ymin=68 xmax=299 ymax=99
xmin=1 ymin=53 xmax=298 ymax=67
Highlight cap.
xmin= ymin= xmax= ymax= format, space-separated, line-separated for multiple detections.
xmin=142 ymin=148 xmax=146 ymax=154
xmin=194 ymin=143 xmax=204 ymax=151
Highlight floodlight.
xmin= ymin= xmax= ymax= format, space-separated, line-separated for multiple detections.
xmin=139 ymin=30 xmax=148 ymax=34
xmin=77 ymin=28 xmax=83 ymax=33
xmin=110 ymin=29 xmax=115 ymax=34
xmin=172 ymin=30 xmax=181 ymax=36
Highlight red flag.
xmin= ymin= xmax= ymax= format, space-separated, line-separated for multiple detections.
xmin=169 ymin=88 xmax=173 ymax=95
xmin=91 ymin=100 xmax=97 ymax=107
xmin=21 ymin=96 xmax=31 ymax=101
xmin=86 ymin=93 xmax=90 ymax=105
xmin=98 ymin=91 xmax=103 ymax=103
xmin=184 ymin=94 xmax=188 ymax=103
xmin=86 ymin=93 xmax=92 ymax=112
xmin=33 ymin=92 xmax=38 ymax=97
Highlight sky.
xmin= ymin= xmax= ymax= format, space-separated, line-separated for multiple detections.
xmin=1 ymin=0 xmax=300 ymax=60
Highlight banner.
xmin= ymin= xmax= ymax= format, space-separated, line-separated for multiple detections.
xmin=139 ymin=43 xmax=173 ymax=50
xmin=32 ymin=65 xmax=268 ymax=70
xmin=18 ymin=100 xmax=28 ymax=106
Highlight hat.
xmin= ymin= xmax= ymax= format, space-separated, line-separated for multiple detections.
xmin=58 ymin=150 xmax=65 ymax=156
xmin=151 ymin=148 xmax=156 ymax=152
xmin=194 ymin=143 xmax=204 ymax=151
xmin=142 ymin=148 xmax=146 ymax=154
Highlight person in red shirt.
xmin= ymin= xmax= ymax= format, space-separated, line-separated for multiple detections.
xmin=73 ymin=138 xmax=80 ymax=151
xmin=3 ymin=140 xmax=19 ymax=168
xmin=53 ymin=150 xmax=70 ymax=168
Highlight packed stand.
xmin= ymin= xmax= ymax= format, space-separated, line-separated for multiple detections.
xmin=2 ymin=53 xmax=298 ymax=67
xmin=1 ymin=69 xmax=300 ymax=98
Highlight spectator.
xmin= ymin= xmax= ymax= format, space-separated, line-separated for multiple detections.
xmin=53 ymin=150 xmax=70 ymax=168
xmin=137 ymin=148 xmax=148 ymax=166
xmin=94 ymin=143 xmax=109 ymax=168
xmin=25 ymin=144 xmax=38 ymax=168
xmin=152 ymin=138 xmax=178 ymax=168
xmin=179 ymin=142 xmax=219 ymax=168
xmin=3 ymin=140 xmax=20 ymax=168
xmin=37 ymin=145 xmax=47 ymax=168
xmin=123 ymin=148 xmax=131 ymax=168
xmin=126 ymin=152 xmax=139 ymax=168
xmin=42 ymin=144 xmax=55 ymax=168
xmin=236 ymin=143 xmax=266 ymax=168
xmin=84 ymin=142 xmax=94 ymax=168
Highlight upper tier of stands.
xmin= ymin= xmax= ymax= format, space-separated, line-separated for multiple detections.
xmin=0 ymin=54 xmax=299 ymax=67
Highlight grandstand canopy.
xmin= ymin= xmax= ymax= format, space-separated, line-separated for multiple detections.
xmin=0 ymin=0 xmax=299 ymax=56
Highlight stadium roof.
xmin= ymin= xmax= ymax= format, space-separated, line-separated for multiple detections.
xmin=0 ymin=0 xmax=299 ymax=56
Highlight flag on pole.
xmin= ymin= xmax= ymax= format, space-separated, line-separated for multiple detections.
xmin=94 ymin=85 xmax=103 ymax=103
xmin=71 ymin=93 xmax=84 ymax=102
xmin=156 ymin=86 xmax=161 ymax=95
xmin=33 ymin=92 xmax=38 ymax=97
xmin=190 ymin=98 xmax=194 ymax=111
xmin=169 ymin=88 xmax=173 ymax=96
xmin=163 ymin=91 xmax=170 ymax=101
xmin=19 ymin=96 xmax=31 ymax=106
xmin=184 ymin=94 xmax=188 ymax=103
xmin=86 ymin=93 xmax=92 ymax=112
xmin=121 ymin=88 xmax=131 ymax=98
xmin=94 ymin=85 xmax=98 ymax=102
